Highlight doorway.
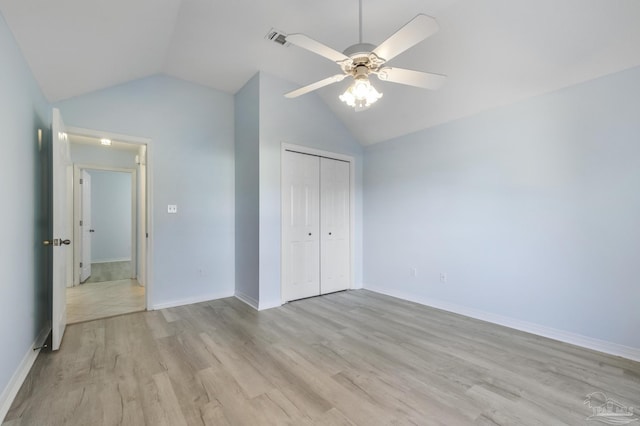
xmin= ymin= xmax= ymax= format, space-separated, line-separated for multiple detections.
xmin=66 ymin=133 xmax=148 ymax=323
xmin=73 ymin=167 xmax=136 ymax=284
xmin=48 ymin=108 xmax=153 ymax=349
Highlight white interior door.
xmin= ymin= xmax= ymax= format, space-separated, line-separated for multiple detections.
xmin=282 ymin=151 xmax=320 ymax=302
xmin=320 ymin=158 xmax=351 ymax=294
xmin=80 ymin=170 xmax=92 ymax=282
xmin=51 ymin=108 xmax=72 ymax=350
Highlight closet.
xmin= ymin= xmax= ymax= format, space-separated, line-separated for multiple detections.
xmin=282 ymin=149 xmax=351 ymax=302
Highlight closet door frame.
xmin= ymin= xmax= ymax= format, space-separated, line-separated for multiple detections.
xmin=280 ymin=143 xmax=356 ymax=304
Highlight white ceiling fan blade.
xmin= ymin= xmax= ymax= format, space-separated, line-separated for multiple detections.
xmin=372 ymin=14 xmax=439 ymax=63
xmin=376 ymin=67 xmax=446 ymax=90
xmin=284 ymin=74 xmax=347 ymax=98
xmin=286 ymin=34 xmax=351 ymax=64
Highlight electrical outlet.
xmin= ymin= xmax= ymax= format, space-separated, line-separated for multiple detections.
xmin=410 ymin=268 xmax=417 ymax=277
xmin=439 ymin=272 xmax=448 ymax=283
xmin=168 ymin=204 xmax=177 ymax=214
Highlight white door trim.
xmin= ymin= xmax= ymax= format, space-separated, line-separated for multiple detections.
xmin=280 ymin=143 xmax=356 ymax=305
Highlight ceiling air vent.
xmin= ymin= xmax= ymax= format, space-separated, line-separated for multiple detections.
xmin=265 ymin=28 xmax=290 ymax=47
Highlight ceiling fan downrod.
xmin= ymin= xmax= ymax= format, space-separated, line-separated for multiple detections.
xmin=358 ymin=0 xmax=363 ymax=44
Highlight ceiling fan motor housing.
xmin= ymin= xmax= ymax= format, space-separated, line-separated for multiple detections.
xmin=343 ymin=42 xmax=376 ymax=58
xmin=341 ymin=43 xmax=385 ymax=76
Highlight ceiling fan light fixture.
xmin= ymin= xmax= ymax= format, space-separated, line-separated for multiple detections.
xmin=282 ymin=8 xmax=445 ymax=104
xmin=339 ymin=77 xmax=382 ymax=109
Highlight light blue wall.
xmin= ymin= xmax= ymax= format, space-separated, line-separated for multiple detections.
xmin=0 ymin=11 xmax=50 ymax=407
xmin=89 ymin=170 xmax=132 ymax=262
xmin=258 ymin=72 xmax=364 ymax=308
xmin=364 ymin=66 xmax=640 ymax=349
xmin=234 ymin=74 xmax=260 ymax=303
xmin=56 ymin=75 xmax=235 ymax=306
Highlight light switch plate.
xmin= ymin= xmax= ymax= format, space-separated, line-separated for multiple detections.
xmin=168 ymin=204 xmax=177 ymax=214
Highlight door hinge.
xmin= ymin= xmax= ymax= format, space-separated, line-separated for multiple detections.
xmin=80 ymin=262 xmax=83 ymax=268
xmin=146 ymin=233 xmax=149 ymax=238
xmin=80 ymin=220 xmax=83 ymax=226
xmin=79 ymin=178 xmax=83 ymax=184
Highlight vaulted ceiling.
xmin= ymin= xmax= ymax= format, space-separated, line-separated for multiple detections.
xmin=2 ymin=0 xmax=639 ymax=145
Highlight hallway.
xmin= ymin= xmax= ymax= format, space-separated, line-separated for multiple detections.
xmin=66 ymin=279 xmax=145 ymax=324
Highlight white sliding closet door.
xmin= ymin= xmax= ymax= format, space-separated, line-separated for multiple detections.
xmin=320 ymin=158 xmax=350 ymax=294
xmin=282 ymin=151 xmax=321 ymax=302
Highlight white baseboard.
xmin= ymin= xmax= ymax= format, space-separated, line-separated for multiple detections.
xmin=33 ymin=326 xmax=50 ymax=354
xmin=150 ymin=290 xmax=234 ymax=310
xmin=365 ymin=285 xmax=640 ymax=363
xmin=0 ymin=341 xmax=42 ymax=423
xmin=234 ymin=293 xmax=281 ymax=311
xmin=235 ymin=292 xmax=259 ymax=310
xmin=258 ymin=299 xmax=282 ymax=311
xmin=92 ymin=258 xmax=131 ymax=264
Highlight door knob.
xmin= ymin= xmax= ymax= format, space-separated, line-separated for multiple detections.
xmin=308 ymin=233 xmax=312 ymax=236
xmin=329 ymin=232 xmax=332 ymax=235
xmin=43 ymin=239 xmax=69 ymax=246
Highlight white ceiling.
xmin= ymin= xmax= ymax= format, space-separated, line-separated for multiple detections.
xmin=2 ymin=0 xmax=639 ymax=145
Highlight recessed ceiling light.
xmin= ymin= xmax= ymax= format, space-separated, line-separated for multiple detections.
xmin=100 ymin=138 xmax=112 ymax=146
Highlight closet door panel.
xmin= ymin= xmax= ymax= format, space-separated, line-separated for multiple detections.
xmin=320 ymin=158 xmax=350 ymax=294
xmin=282 ymin=151 xmax=321 ymax=302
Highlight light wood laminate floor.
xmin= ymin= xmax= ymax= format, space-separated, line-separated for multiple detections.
xmin=5 ymin=290 xmax=639 ymax=425
xmin=66 ymin=279 xmax=145 ymax=324
xmin=84 ymin=261 xmax=132 ymax=283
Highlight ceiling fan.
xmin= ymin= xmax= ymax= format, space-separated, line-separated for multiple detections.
xmin=283 ymin=0 xmax=446 ymax=110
